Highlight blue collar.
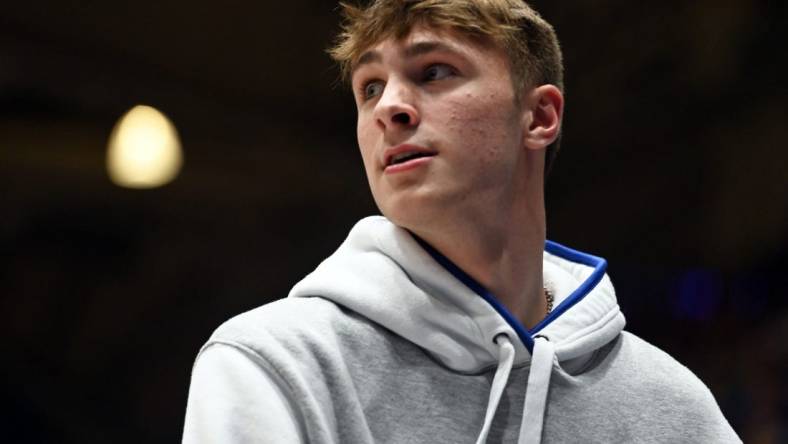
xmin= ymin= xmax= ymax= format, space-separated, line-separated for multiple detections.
xmin=413 ymin=235 xmax=607 ymax=353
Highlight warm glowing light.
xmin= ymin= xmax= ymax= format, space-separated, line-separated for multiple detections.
xmin=107 ymin=105 xmax=183 ymax=189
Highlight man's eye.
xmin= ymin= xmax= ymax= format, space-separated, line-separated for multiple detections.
xmin=423 ymin=64 xmax=455 ymax=82
xmin=363 ymin=81 xmax=384 ymax=100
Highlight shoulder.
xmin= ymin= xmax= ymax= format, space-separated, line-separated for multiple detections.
xmin=185 ymin=300 xmax=330 ymax=442
xmin=210 ymin=296 xmax=349 ymax=341
xmin=612 ymin=331 xmax=739 ymax=439
xmin=201 ymin=296 xmax=384 ymax=367
xmin=184 ymin=343 xmax=305 ymax=443
xmin=615 ymin=331 xmax=713 ymax=398
xmin=617 ymin=331 xmax=706 ymax=387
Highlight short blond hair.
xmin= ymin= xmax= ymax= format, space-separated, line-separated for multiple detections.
xmin=328 ymin=0 xmax=564 ymax=175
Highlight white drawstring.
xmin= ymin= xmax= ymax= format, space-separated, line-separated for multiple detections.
xmin=475 ymin=334 xmax=515 ymax=444
xmin=518 ymin=336 xmax=555 ymax=444
xmin=475 ymin=335 xmax=556 ymax=444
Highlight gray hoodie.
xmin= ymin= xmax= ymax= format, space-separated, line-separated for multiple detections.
xmin=183 ymin=216 xmax=740 ymax=443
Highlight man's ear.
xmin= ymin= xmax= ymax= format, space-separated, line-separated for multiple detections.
xmin=522 ymin=85 xmax=563 ymax=151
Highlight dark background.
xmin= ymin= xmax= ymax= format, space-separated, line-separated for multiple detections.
xmin=2 ymin=1 xmax=786 ymax=442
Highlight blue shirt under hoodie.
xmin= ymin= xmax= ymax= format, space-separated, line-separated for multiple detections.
xmin=183 ymin=216 xmax=741 ymax=443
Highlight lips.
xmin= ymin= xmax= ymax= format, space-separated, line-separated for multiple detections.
xmin=383 ymin=144 xmax=437 ymax=168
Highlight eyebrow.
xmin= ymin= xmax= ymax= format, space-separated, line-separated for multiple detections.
xmin=354 ymin=41 xmax=461 ymax=72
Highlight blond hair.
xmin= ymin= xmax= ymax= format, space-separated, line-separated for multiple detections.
xmin=328 ymin=0 xmax=564 ymax=175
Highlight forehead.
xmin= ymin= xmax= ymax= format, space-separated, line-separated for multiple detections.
xmin=351 ymin=25 xmax=493 ymax=74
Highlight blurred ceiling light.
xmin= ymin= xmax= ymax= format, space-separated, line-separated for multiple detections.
xmin=107 ymin=105 xmax=183 ymax=189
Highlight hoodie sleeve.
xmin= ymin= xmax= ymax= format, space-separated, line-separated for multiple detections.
xmin=182 ymin=343 xmax=305 ymax=444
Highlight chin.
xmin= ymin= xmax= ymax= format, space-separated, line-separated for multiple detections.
xmin=375 ymin=189 xmax=449 ymax=234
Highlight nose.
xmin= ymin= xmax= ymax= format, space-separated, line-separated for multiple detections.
xmin=373 ymin=78 xmax=420 ymax=132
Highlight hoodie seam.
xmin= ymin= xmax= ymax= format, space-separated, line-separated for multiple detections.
xmin=197 ymin=340 xmax=310 ymax=440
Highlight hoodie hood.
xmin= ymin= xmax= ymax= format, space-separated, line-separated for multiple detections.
xmin=288 ymin=216 xmax=626 ymax=443
xmin=289 ymin=216 xmax=624 ymax=371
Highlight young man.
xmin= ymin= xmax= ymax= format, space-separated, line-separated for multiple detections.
xmin=183 ymin=1 xmax=740 ymax=442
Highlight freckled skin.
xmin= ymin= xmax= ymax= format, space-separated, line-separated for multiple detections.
xmin=353 ymin=26 xmax=528 ymax=231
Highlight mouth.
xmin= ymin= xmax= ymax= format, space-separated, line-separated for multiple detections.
xmin=384 ymin=144 xmax=437 ymax=169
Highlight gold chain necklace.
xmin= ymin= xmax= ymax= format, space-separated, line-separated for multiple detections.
xmin=545 ymin=286 xmax=554 ymax=314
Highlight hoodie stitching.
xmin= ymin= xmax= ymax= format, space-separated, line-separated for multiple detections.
xmin=556 ymin=306 xmax=622 ymax=346
xmin=197 ymin=340 xmax=311 ymax=441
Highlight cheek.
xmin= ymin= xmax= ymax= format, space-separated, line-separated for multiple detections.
xmin=356 ymin=117 xmax=380 ymax=180
xmin=442 ymin=94 xmax=519 ymax=160
xmin=356 ymin=118 xmax=373 ymax=160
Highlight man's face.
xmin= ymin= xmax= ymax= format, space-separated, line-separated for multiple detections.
xmin=352 ymin=25 xmax=528 ymax=230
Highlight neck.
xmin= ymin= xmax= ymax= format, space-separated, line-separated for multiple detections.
xmin=408 ymin=177 xmax=547 ymax=329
